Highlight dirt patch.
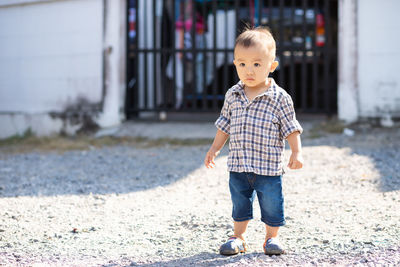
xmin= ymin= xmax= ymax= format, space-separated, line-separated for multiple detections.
xmin=0 ymin=134 xmax=214 ymax=155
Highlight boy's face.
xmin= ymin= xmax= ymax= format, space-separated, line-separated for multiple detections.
xmin=233 ymin=43 xmax=278 ymax=90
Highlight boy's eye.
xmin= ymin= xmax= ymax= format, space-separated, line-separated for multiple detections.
xmin=239 ymin=63 xmax=245 ymax=67
xmin=254 ymin=63 xmax=260 ymax=67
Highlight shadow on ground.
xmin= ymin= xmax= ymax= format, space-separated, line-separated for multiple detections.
xmin=121 ymin=252 xmax=267 ymax=267
xmin=0 ymin=144 xmax=225 ymax=198
xmin=0 ymin=120 xmax=399 ymax=198
xmin=302 ymin=121 xmax=400 ymax=192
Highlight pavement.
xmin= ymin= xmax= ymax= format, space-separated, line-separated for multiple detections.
xmin=95 ymin=121 xmax=217 ymax=139
xmin=94 ymin=114 xmax=326 ymax=140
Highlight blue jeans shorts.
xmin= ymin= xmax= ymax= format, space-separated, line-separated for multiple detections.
xmin=229 ymin=172 xmax=286 ymax=227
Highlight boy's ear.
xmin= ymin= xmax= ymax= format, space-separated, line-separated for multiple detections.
xmin=233 ymin=59 xmax=237 ymax=66
xmin=270 ymin=61 xmax=279 ymax=72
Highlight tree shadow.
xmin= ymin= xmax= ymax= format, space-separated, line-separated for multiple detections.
xmin=0 ymin=145 xmax=227 ymax=198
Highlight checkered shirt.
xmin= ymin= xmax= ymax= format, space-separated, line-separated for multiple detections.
xmin=215 ymin=78 xmax=303 ymax=176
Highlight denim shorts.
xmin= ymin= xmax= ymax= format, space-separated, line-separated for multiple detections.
xmin=229 ymin=172 xmax=285 ymax=227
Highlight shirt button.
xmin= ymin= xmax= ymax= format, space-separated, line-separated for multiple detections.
xmin=243 ymin=125 xmax=246 ymax=130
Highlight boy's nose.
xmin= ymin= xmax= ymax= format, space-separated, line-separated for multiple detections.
xmin=246 ymin=67 xmax=254 ymax=74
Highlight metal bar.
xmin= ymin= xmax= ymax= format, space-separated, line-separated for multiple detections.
xmin=289 ymin=0 xmax=295 ymax=101
xmin=312 ymin=0 xmax=318 ymax=111
xmin=269 ymin=0 xmax=273 ymax=30
xmin=212 ymin=0 xmax=217 ymax=110
xmin=258 ymin=0 xmax=262 ymax=26
xmin=172 ymin=0 xmax=177 ymax=110
xmin=278 ymin=0 xmax=284 ymax=85
xmin=162 ymin=50 xmax=167 ymax=111
xmin=332 ymin=0 xmax=338 ymax=113
xmin=134 ymin=0 xmax=139 ymax=114
xmin=181 ymin=1 xmax=187 ymax=110
xmin=191 ymin=0 xmax=197 ymax=110
xmin=125 ymin=0 xmax=131 ymax=118
xmin=127 ymin=106 xmax=326 ymax=113
xmin=301 ymin=0 xmax=307 ymax=110
xmin=324 ymin=0 xmax=330 ymax=113
xmin=153 ymin=0 xmax=157 ymax=110
xmin=234 ymin=0 xmax=240 ymax=84
xmin=202 ymin=0 xmax=207 ymax=111
xmin=144 ymin=52 xmax=148 ymax=110
xmin=143 ymin=1 xmax=148 ymax=109
xmin=268 ymin=0 xmax=274 ymax=85
xmin=223 ymin=0 xmax=228 ymax=98
xmin=127 ymin=107 xmax=228 ymax=113
xmin=162 ymin=0 xmax=167 ymax=111
xmin=135 ymin=48 xmax=236 ymax=52
xmin=235 ymin=0 xmax=240 ymax=33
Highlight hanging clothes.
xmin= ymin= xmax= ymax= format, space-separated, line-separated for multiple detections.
xmin=166 ymin=0 xmax=206 ymax=108
xmin=204 ymin=9 xmax=236 ymax=82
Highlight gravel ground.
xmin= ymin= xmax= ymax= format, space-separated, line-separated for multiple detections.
xmin=0 ymin=120 xmax=399 ymax=266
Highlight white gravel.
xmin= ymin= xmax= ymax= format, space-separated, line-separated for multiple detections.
xmin=0 ymin=121 xmax=399 ymax=266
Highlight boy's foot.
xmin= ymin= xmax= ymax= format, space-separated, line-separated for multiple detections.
xmin=219 ymin=236 xmax=247 ymax=255
xmin=263 ymin=238 xmax=285 ymax=255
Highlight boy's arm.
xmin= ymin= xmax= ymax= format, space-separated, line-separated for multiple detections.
xmin=204 ymin=129 xmax=229 ymax=168
xmin=286 ymin=131 xmax=303 ymax=169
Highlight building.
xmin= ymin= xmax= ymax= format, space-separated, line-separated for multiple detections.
xmin=0 ymin=0 xmax=126 ymax=137
xmin=0 ymin=0 xmax=398 ymax=139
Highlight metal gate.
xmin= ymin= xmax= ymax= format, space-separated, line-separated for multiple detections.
xmin=126 ymin=0 xmax=337 ymax=118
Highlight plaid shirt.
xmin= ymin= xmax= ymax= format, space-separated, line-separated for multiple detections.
xmin=215 ymin=78 xmax=303 ymax=176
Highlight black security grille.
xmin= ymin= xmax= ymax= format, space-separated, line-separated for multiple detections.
xmin=126 ymin=0 xmax=337 ymax=118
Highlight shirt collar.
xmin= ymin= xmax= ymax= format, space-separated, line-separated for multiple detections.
xmin=232 ymin=78 xmax=277 ymax=98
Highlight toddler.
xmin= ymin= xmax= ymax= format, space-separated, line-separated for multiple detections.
xmin=204 ymin=26 xmax=303 ymax=255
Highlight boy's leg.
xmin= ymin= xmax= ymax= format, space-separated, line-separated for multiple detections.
xmin=265 ymin=225 xmax=279 ymax=241
xmin=229 ymin=172 xmax=256 ymax=238
xmin=255 ymin=174 xmax=286 ymax=254
xmin=264 ymin=225 xmax=284 ymax=255
xmin=233 ymin=220 xmax=250 ymax=240
xmin=220 ymin=172 xmax=254 ymax=255
xmin=255 ymin=174 xmax=285 ymax=228
xmin=220 ymin=220 xmax=249 ymax=255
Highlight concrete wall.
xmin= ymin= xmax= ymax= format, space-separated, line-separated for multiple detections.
xmin=0 ymin=0 xmax=126 ymax=138
xmin=0 ymin=0 xmax=103 ymax=113
xmin=339 ymin=0 xmax=400 ymax=123
xmin=357 ymin=0 xmax=400 ymax=119
xmin=338 ymin=0 xmax=359 ymax=123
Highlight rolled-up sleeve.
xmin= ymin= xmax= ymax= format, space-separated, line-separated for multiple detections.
xmin=215 ymin=92 xmax=231 ymax=135
xmin=279 ymin=94 xmax=303 ymax=139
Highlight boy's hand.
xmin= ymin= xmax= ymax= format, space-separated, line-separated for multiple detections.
xmin=204 ymin=148 xmax=220 ymax=168
xmin=287 ymin=151 xmax=303 ymax=169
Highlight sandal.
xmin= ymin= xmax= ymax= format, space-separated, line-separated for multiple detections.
xmin=219 ymin=236 xmax=247 ymax=255
xmin=263 ymin=238 xmax=285 ymax=255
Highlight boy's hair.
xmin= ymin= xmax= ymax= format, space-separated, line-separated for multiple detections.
xmin=234 ymin=26 xmax=276 ymax=60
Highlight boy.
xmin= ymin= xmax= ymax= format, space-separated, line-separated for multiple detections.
xmin=204 ymin=27 xmax=303 ymax=256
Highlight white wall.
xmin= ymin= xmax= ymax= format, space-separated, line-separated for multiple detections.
xmin=0 ymin=0 xmax=103 ymax=113
xmin=357 ymin=0 xmax=400 ymax=118
xmin=338 ymin=0 xmax=400 ymax=123
xmin=0 ymin=0 xmax=126 ymax=138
